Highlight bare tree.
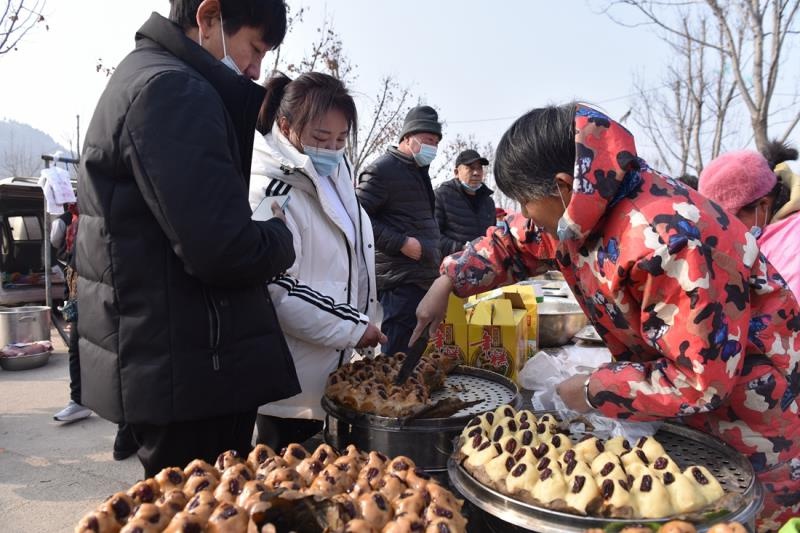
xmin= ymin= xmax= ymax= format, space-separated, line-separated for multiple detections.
xmin=629 ymin=14 xmax=738 ymax=174
xmin=604 ymin=0 xmax=800 ymax=154
xmin=269 ymin=4 xmax=306 ymax=75
xmin=0 ymin=0 xmax=47 ymax=55
xmin=95 ymin=58 xmax=115 ymax=77
xmin=348 ymin=77 xmax=412 ymax=175
xmin=284 ymin=16 xmax=354 ymax=84
xmin=1 ymin=132 xmax=43 ymax=176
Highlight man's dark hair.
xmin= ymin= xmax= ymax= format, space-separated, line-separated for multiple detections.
xmin=761 ymin=139 xmax=798 ymax=216
xmin=676 ymin=174 xmax=698 ymax=190
xmin=494 ymin=103 xmax=576 ymax=203
xmin=169 ymin=0 xmax=288 ymax=48
xmin=258 ymin=72 xmax=358 ymax=139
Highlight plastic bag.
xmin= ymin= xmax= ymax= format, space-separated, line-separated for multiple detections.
xmin=521 ymin=346 xmax=661 ymax=441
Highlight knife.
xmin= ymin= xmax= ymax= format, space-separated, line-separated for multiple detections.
xmin=394 ymin=331 xmax=430 ymax=385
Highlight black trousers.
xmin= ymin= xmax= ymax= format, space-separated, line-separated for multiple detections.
xmin=378 ymin=283 xmax=427 ymax=356
xmin=256 ymin=414 xmax=323 ymax=453
xmin=68 ymin=322 xmax=81 ymax=404
xmin=130 ymin=411 xmax=257 ymax=478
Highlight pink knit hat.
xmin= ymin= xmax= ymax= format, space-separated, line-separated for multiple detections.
xmin=699 ymin=150 xmax=777 ymax=213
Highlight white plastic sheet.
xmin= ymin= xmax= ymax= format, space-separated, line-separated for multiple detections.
xmin=39 ymin=164 xmax=76 ymax=214
xmin=519 ymin=345 xmax=661 ymax=441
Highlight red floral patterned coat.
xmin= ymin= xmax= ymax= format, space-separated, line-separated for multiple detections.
xmin=441 ymin=105 xmax=800 ymax=528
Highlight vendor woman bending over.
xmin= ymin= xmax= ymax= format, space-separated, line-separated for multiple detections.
xmin=413 ymin=103 xmax=800 ymax=529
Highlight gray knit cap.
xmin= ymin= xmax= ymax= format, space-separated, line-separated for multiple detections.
xmin=398 ymin=105 xmax=442 ymax=141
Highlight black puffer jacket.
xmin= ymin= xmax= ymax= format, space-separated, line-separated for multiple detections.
xmin=76 ymin=13 xmax=300 ymax=425
xmin=356 ymin=147 xmax=441 ymax=291
xmin=434 ymin=178 xmax=496 ymax=257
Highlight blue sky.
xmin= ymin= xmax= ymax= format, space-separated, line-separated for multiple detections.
xmin=1 ymin=0 xmax=798 ymax=173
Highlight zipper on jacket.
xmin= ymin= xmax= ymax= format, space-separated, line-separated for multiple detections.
xmin=355 ymin=196 xmax=371 ymax=316
xmin=344 ymin=158 xmax=369 ymax=314
xmin=203 ymin=288 xmax=222 ymax=371
xmin=296 ymin=163 xmax=364 ymax=367
xmin=296 ymin=165 xmax=358 ymax=312
xmin=343 ymin=233 xmax=354 ymax=306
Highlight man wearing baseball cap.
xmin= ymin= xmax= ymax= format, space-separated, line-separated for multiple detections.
xmin=434 ymin=149 xmax=496 ymax=257
xmin=356 ymin=105 xmax=443 ymax=356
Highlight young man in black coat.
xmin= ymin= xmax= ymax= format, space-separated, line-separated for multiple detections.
xmin=434 ymin=149 xmax=496 ymax=257
xmin=76 ymin=0 xmax=300 ymax=476
xmin=356 ymin=106 xmax=443 ymax=356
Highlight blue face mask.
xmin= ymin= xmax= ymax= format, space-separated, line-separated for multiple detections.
xmin=303 ymin=145 xmax=345 ymax=177
xmin=197 ymin=13 xmax=244 ymax=76
xmin=749 ymin=206 xmax=764 ymax=239
xmin=411 ymin=139 xmax=438 ymax=167
xmin=461 ymin=182 xmax=482 ymax=192
xmin=218 ymin=13 xmax=244 ymax=76
xmin=555 ymin=185 xmax=573 ymax=241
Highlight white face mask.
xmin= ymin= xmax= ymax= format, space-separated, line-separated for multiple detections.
xmin=218 ymin=12 xmax=243 ymax=76
xmin=197 ymin=12 xmax=244 ymax=76
xmin=555 ymin=185 xmax=572 ymax=241
xmin=750 ymin=205 xmax=764 ymax=239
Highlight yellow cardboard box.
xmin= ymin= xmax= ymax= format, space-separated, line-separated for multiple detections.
xmin=466 ymin=294 xmax=528 ymax=381
xmin=499 ymin=285 xmax=539 ymax=359
xmin=469 ymin=285 xmax=539 ymax=360
xmin=423 ymin=294 xmax=469 ymax=363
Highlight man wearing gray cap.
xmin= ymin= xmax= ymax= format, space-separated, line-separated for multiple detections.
xmin=357 ymin=105 xmax=443 ymax=356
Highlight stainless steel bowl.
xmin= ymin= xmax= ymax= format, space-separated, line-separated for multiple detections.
xmin=537 ymin=299 xmax=588 ymax=347
xmin=0 ymin=351 xmax=51 ymax=371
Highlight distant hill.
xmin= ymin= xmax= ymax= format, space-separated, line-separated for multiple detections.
xmin=0 ymin=119 xmax=72 ymax=178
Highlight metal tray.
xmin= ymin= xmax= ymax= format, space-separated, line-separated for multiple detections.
xmin=322 ymin=366 xmax=522 ymax=429
xmin=0 ymin=351 xmax=50 ymax=371
xmin=323 ymin=366 xmax=522 ymax=471
xmin=448 ymin=422 xmax=763 ymax=532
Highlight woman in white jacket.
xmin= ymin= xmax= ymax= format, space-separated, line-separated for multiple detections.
xmin=250 ymin=72 xmax=385 ymax=449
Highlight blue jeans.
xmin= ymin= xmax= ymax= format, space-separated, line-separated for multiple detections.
xmin=379 ymin=284 xmax=427 ymax=356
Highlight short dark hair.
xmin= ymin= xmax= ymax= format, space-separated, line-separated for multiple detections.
xmin=258 ymin=72 xmax=358 ymax=139
xmin=494 ymin=103 xmax=576 ymax=203
xmin=169 ymin=0 xmax=288 ymax=48
xmin=676 ymin=174 xmax=698 ymax=190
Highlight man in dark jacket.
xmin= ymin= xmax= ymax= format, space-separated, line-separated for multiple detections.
xmin=356 ymin=106 xmax=443 ymax=356
xmin=76 ymin=0 xmax=300 ymax=477
xmin=434 ymin=149 xmax=496 ymax=257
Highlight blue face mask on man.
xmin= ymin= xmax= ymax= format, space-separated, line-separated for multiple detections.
xmin=197 ymin=12 xmax=244 ymax=76
xmin=461 ymin=182 xmax=482 ymax=192
xmin=218 ymin=12 xmax=243 ymax=76
xmin=410 ymin=137 xmax=437 ymax=167
xmin=303 ymin=145 xmax=345 ymax=177
xmin=555 ymin=183 xmax=573 ymax=241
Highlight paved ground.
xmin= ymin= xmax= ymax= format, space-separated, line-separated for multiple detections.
xmin=0 ymin=328 xmax=141 ymax=533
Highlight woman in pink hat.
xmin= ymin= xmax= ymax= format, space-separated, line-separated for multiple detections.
xmin=698 ymin=147 xmax=800 ymax=300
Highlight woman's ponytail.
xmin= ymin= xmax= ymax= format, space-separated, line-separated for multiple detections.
xmin=258 ymin=72 xmax=292 ymax=135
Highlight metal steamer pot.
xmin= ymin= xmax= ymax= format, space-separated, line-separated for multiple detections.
xmin=448 ymin=421 xmax=764 ymax=533
xmin=322 ymin=366 xmax=523 ymax=472
xmin=0 ymin=305 xmax=51 ymax=347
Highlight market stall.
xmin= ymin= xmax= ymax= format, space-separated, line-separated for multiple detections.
xmin=73 ymin=281 xmax=765 ymax=532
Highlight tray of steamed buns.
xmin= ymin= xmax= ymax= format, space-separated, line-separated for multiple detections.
xmin=449 ymin=405 xmax=763 ymax=533
xmin=75 ymin=442 xmax=468 ymax=533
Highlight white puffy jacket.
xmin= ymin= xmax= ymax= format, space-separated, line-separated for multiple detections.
xmin=250 ymin=125 xmax=382 ymax=420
